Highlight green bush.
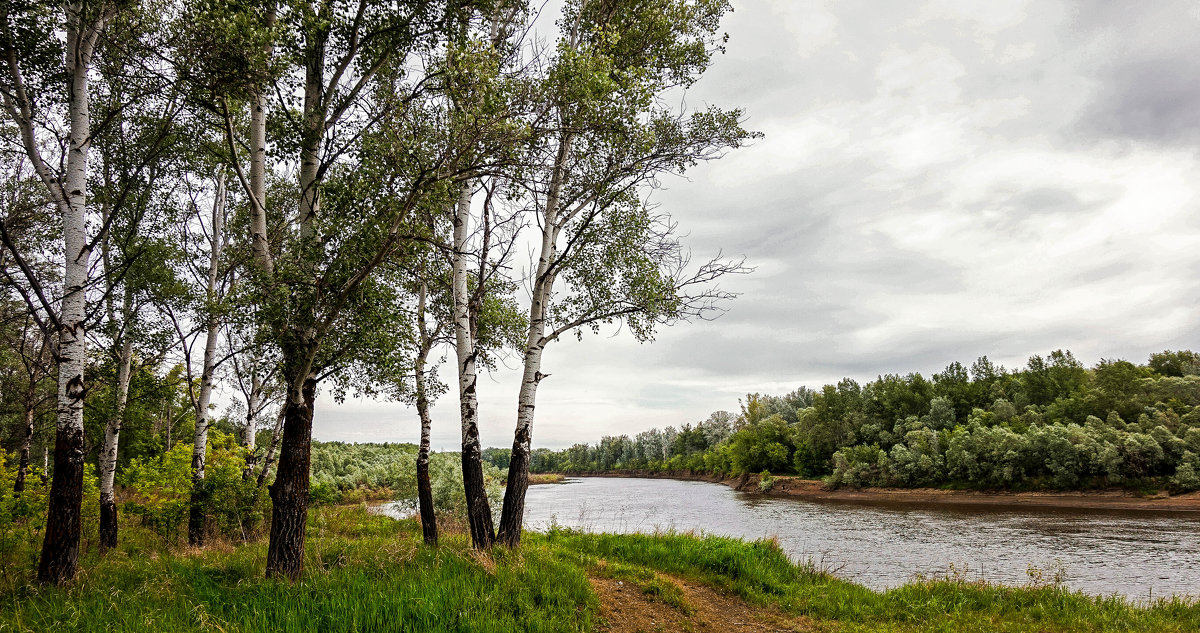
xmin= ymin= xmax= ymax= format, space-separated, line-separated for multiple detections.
xmin=121 ymin=431 xmax=266 ymax=542
xmin=0 ymin=450 xmax=48 ymax=583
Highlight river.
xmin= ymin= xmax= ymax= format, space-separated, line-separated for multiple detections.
xmin=518 ymin=476 xmax=1200 ymax=600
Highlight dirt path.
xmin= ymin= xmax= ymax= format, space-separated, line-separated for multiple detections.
xmin=590 ymin=572 xmax=811 ymax=633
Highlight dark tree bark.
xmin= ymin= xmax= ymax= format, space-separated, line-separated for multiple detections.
xmin=415 ymin=408 xmax=437 ymax=546
xmin=496 ymin=425 xmax=532 ymax=547
xmin=37 ymin=423 xmax=84 ymax=585
xmin=411 ymin=281 xmax=438 ymax=546
xmin=461 ymin=428 xmax=494 ymax=549
xmin=414 ymin=354 xmax=437 ymax=546
xmin=14 ymin=397 xmax=36 ymax=494
xmin=99 ymin=498 xmax=117 ymax=550
xmin=265 ymin=372 xmax=315 ymax=581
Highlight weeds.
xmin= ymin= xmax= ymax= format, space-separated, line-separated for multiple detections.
xmin=1 ymin=506 xmax=1196 ymax=632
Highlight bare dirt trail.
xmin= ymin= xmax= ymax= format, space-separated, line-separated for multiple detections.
xmin=590 ymin=572 xmax=812 ymax=633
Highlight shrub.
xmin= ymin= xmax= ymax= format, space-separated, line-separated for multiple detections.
xmin=121 ymin=431 xmax=266 ymax=542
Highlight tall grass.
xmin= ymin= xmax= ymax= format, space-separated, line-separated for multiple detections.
xmin=540 ymin=527 xmax=1200 ymax=632
xmin=0 ymin=508 xmax=595 ymax=633
xmin=1 ymin=506 xmax=1197 ymax=632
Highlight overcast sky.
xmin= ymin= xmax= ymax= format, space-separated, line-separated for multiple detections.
xmin=311 ymin=0 xmax=1200 ymax=450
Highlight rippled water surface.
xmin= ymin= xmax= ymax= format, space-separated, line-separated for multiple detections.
xmin=519 ymin=477 xmax=1200 ymax=599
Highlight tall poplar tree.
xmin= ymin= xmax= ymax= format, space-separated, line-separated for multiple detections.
xmin=187 ymin=0 xmax=516 ymax=578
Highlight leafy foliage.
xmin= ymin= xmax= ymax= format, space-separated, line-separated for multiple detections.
xmin=533 ymin=350 xmax=1200 ymax=493
xmin=310 ymin=442 xmax=505 ymax=519
xmin=121 ymin=431 xmax=266 ymax=542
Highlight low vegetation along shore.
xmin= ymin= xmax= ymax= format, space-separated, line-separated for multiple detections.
xmin=1 ymin=505 xmax=1197 ymax=633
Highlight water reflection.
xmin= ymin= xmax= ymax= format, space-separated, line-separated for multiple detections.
xmin=520 ymin=477 xmax=1200 ymax=600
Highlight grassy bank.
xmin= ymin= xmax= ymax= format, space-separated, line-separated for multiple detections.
xmin=1 ymin=506 xmax=1196 ymax=632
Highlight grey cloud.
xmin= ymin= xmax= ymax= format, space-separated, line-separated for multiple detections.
xmin=314 ymin=0 xmax=1200 ymax=450
xmin=1068 ymin=2 xmax=1200 ymax=145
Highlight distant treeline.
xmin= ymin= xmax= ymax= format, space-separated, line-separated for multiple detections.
xmin=524 ymin=350 xmax=1200 ymax=491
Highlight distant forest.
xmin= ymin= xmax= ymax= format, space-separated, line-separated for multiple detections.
xmin=525 ymin=350 xmax=1200 ymax=492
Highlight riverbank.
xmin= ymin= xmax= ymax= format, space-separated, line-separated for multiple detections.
xmin=549 ymin=471 xmax=1200 ymax=512
xmin=2 ymin=505 xmax=1197 ymax=632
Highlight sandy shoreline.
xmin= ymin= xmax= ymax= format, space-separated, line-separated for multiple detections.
xmin=541 ymin=471 xmax=1200 ymax=512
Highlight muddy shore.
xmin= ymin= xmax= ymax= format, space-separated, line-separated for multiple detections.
xmin=539 ymin=471 xmax=1200 ymax=512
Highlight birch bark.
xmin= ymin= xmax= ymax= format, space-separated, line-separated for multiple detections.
xmin=451 ymin=186 xmax=495 ymax=548
xmin=15 ymin=384 xmax=37 ymax=494
xmin=496 ymin=137 xmax=569 ymax=546
xmin=98 ymin=308 xmax=132 ymax=551
xmin=242 ymin=367 xmax=261 ymax=479
xmin=34 ymin=3 xmax=107 ymax=585
xmin=413 ymin=281 xmax=438 ymax=546
xmin=188 ymin=174 xmax=225 ymax=546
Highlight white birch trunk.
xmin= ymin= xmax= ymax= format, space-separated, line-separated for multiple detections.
xmin=188 ymin=174 xmax=225 ymax=545
xmin=451 ymin=185 xmax=495 ymax=548
xmin=452 ymin=187 xmax=479 ymax=460
xmin=249 ymin=88 xmax=272 ymax=273
xmin=97 ymin=319 xmax=132 ymax=549
xmin=246 ymin=2 xmax=275 ymax=276
xmin=35 ymin=2 xmax=105 ymax=583
xmin=56 ymin=3 xmax=94 ymax=472
xmin=241 ymin=364 xmax=261 ymax=479
xmin=496 ymin=137 xmax=571 ymax=545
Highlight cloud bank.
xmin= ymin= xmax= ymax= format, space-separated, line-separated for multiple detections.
xmin=314 ymin=0 xmax=1200 ymax=450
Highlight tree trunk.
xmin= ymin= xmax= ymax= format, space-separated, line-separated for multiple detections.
xmin=98 ymin=329 xmax=133 ymax=551
xmin=14 ymin=402 xmax=35 ymax=494
xmin=242 ymin=367 xmax=261 ymax=480
xmin=451 ymin=186 xmax=495 ymax=549
xmin=415 ymin=367 xmax=437 ymax=546
xmin=188 ymin=173 xmax=225 ymax=547
xmin=497 ymin=137 xmax=569 ymax=547
xmin=496 ymin=344 xmax=546 ymax=546
xmin=256 ymin=405 xmax=286 ymax=491
xmin=265 ymin=367 xmax=315 ymax=581
xmin=413 ymin=282 xmax=437 ymax=546
xmin=246 ymin=2 xmax=275 ymax=275
xmin=249 ymin=88 xmax=272 ymax=273
xmin=37 ymin=7 xmax=101 ymax=585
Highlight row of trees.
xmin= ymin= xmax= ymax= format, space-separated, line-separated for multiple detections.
xmin=0 ymin=0 xmax=750 ymax=583
xmin=531 ymin=350 xmax=1200 ymax=492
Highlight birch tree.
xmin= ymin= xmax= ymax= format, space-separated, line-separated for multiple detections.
xmin=91 ymin=14 xmax=183 ymax=549
xmin=0 ymin=301 xmax=53 ymax=494
xmin=156 ymin=172 xmax=234 ymax=547
xmin=439 ymin=0 xmax=529 ymax=550
xmin=399 ymin=266 xmax=451 ymax=547
xmin=495 ymin=0 xmax=755 ymax=546
xmin=226 ymin=331 xmax=281 ymax=480
xmin=0 ymin=0 xmax=124 ymax=584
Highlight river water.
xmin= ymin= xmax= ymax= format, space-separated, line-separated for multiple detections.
xmin=518 ymin=477 xmax=1200 ymax=600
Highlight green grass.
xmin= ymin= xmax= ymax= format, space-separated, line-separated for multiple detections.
xmin=540 ymin=527 xmax=1200 ymax=632
xmin=0 ymin=508 xmax=595 ymax=632
xmin=1 ymin=506 xmax=1197 ymax=632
